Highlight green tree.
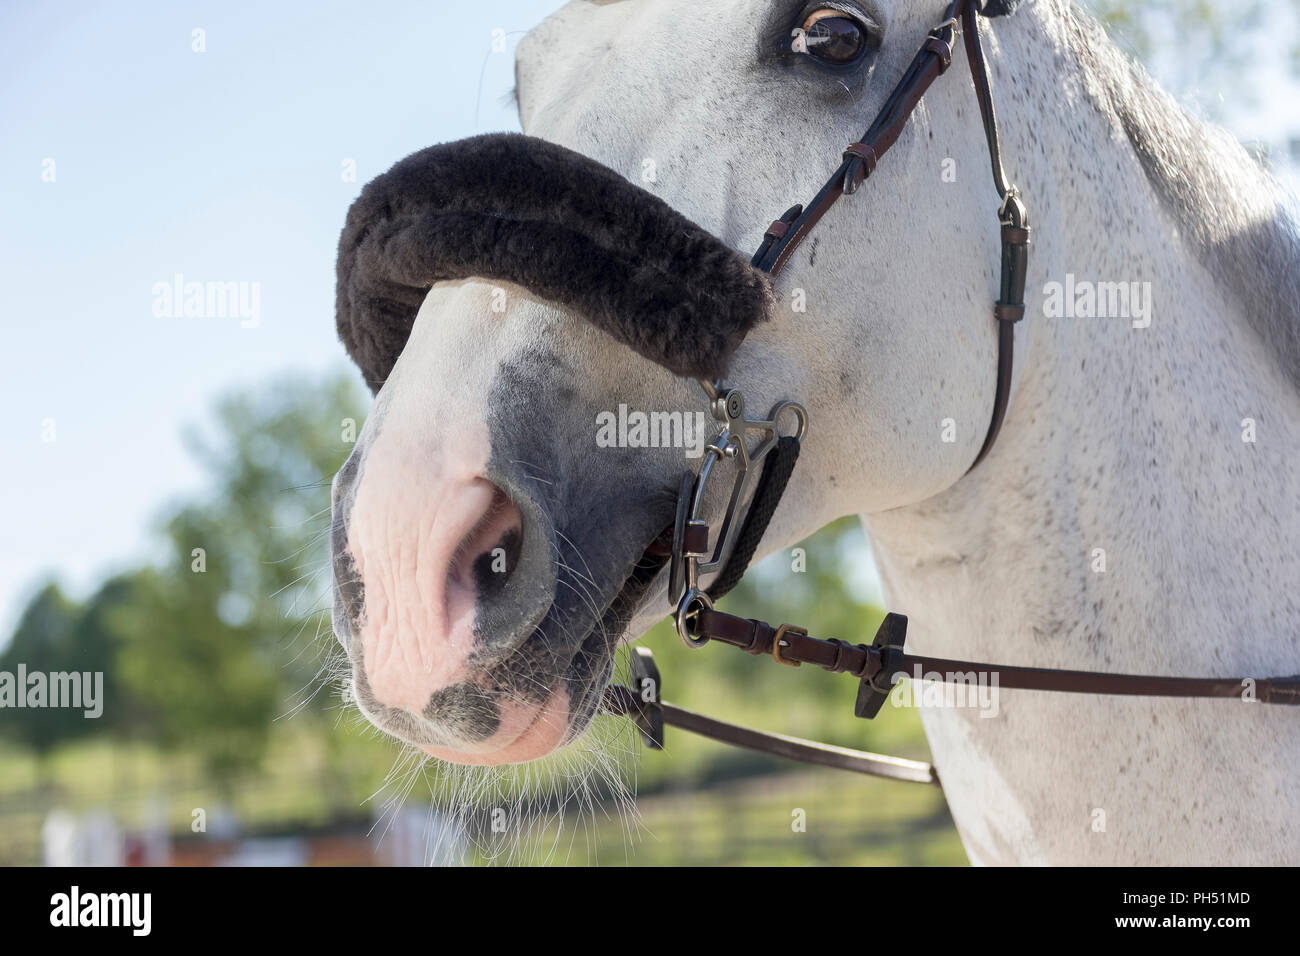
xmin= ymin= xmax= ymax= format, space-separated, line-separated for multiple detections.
xmin=0 ymin=583 xmax=85 ymax=760
xmin=110 ymin=373 xmax=366 ymax=780
xmin=0 ymin=574 xmax=159 ymax=764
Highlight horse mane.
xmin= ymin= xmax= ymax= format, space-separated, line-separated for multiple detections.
xmin=1064 ymin=2 xmax=1300 ymax=388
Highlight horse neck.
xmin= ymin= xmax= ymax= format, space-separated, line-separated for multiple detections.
xmin=862 ymin=2 xmax=1300 ymax=672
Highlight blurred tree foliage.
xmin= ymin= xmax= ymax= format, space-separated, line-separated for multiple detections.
xmin=111 ymin=374 xmax=366 ymax=779
xmin=1083 ymin=0 xmax=1298 ymax=138
xmin=1 ymin=584 xmax=90 ymax=759
xmin=1 ymin=374 xmax=366 ymax=781
xmin=0 ymin=575 xmax=154 ymax=757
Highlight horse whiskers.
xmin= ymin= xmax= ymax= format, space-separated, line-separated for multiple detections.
xmin=350 ymin=696 xmax=644 ymax=865
xmin=323 ymin=608 xmax=641 ymax=867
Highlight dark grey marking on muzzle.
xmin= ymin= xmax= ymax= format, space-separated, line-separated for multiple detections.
xmin=352 ymin=665 xmax=437 ymax=746
xmin=334 ymin=132 xmax=774 ymax=392
xmin=473 ymin=348 xmax=684 ymax=727
xmin=352 ymin=665 xmax=502 ymax=749
xmin=422 ymin=683 xmax=501 ymax=742
xmin=562 ymin=544 xmax=668 ymax=741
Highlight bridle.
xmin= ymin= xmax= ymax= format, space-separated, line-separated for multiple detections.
xmin=603 ymin=0 xmax=1300 ymax=784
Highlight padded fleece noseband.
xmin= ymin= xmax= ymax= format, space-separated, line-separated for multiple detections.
xmin=336 ymin=133 xmax=774 ymax=392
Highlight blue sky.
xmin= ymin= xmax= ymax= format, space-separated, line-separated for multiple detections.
xmin=1 ymin=1 xmax=1297 ymax=639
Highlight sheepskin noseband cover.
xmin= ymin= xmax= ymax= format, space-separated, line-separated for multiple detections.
xmin=335 ymin=133 xmax=775 ymax=393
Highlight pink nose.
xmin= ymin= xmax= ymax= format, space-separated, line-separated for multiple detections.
xmin=348 ymin=467 xmax=523 ymax=719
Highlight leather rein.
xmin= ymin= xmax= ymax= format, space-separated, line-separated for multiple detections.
xmin=601 ymin=0 xmax=1300 ymax=785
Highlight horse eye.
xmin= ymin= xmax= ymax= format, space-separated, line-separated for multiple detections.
xmin=792 ymin=11 xmax=868 ymax=65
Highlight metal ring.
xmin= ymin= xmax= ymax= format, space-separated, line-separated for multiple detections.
xmin=770 ymin=401 xmax=809 ymax=443
xmin=675 ymin=588 xmax=713 ymax=648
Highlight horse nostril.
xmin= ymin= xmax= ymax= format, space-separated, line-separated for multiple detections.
xmin=451 ymin=483 xmax=524 ymax=602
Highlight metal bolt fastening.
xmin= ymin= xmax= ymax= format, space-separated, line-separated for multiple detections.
xmin=725 ymin=391 xmax=744 ymax=419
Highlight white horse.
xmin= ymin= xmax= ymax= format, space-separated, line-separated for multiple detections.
xmin=330 ymin=0 xmax=1300 ymax=864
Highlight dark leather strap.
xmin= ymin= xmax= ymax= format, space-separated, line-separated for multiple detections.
xmin=963 ymin=4 xmax=1029 ymax=467
xmin=603 ymin=684 xmax=939 ymax=784
xmin=690 ymin=607 xmax=1300 ymax=706
xmin=751 ymin=7 xmax=962 ymax=276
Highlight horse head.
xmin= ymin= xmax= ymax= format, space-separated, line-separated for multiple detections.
xmin=327 ymin=0 xmax=1029 ymax=765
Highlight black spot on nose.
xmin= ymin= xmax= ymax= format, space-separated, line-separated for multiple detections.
xmin=423 ymin=683 xmax=501 ymax=742
xmin=332 ymin=546 xmax=365 ymax=643
xmin=473 ymin=527 xmax=522 ymax=601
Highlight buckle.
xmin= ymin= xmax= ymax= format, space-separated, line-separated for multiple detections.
xmin=772 ymin=623 xmax=808 ymax=667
